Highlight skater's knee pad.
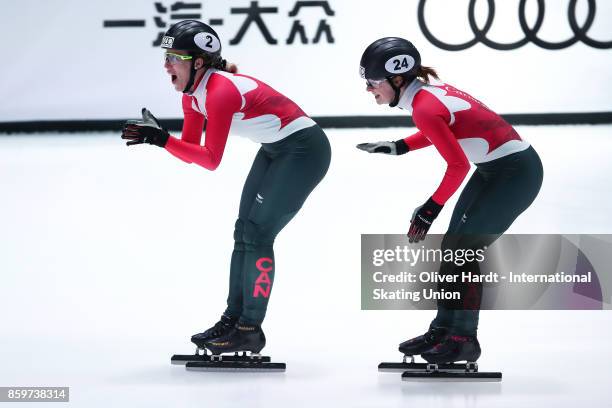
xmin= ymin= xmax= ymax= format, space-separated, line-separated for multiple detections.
xmin=234 ymin=218 xmax=246 ymax=243
xmin=241 ymin=219 xmax=276 ymax=248
xmin=233 ymin=218 xmax=249 ymax=251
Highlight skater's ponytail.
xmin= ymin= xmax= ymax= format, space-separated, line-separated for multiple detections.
xmin=197 ymin=54 xmax=239 ymax=74
xmin=416 ymin=65 xmax=439 ymax=84
xmin=212 ymin=58 xmax=238 ymax=74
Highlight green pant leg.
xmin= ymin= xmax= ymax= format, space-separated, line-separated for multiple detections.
xmin=224 ymin=149 xmax=271 ymax=318
xmin=239 ymin=126 xmax=331 ymax=325
xmin=431 ymin=171 xmax=487 ymax=329
xmin=446 ymin=147 xmax=543 ymax=335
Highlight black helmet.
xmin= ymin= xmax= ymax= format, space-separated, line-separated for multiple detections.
xmin=360 ymin=37 xmax=421 ymax=80
xmin=161 ymin=20 xmax=223 ymax=93
xmin=360 ymin=37 xmax=421 ymax=108
xmin=161 ymin=20 xmax=222 ymax=58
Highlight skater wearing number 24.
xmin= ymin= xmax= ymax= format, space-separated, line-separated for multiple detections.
xmin=121 ymin=20 xmax=330 ymax=370
xmin=357 ymin=38 xmax=543 ymax=379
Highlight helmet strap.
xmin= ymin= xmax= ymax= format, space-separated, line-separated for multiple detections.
xmin=182 ymin=55 xmax=220 ymax=94
xmin=182 ymin=54 xmax=197 ymax=94
xmin=387 ymin=75 xmax=416 ymax=108
xmin=387 ymin=77 xmax=404 ymax=108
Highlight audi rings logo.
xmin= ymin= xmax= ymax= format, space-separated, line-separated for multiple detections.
xmin=418 ymin=0 xmax=612 ymax=50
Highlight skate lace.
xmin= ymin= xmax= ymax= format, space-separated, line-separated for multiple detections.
xmin=211 ymin=322 xmax=223 ymax=335
xmin=209 ymin=320 xmax=231 ymax=337
xmin=427 ymin=328 xmax=443 ymax=342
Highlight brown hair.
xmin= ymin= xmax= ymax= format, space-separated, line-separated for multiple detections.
xmin=210 ymin=57 xmax=238 ymax=73
xmin=221 ymin=60 xmax=238 ymax=74
xmin=415 ymin=65 xmax=439 ymax=84
xmin=196 ymin=55 xmax=239 ymax=73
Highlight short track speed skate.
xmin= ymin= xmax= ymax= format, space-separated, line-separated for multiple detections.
xmin=172 ymin=322 xmax=285 ymax=372
xmin=379 ymin=335 xmax=501 ymax=382
xmin=398 ymin=327 xmax=447 ymax=356
xmin=190 ymin=314 xmax=237 ymax=348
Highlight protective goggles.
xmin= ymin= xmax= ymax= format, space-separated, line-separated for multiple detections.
xmin=365 ymin=78 xmax=387 ymax=88
xmin=165 ymin=52 xmax=193 ymax=64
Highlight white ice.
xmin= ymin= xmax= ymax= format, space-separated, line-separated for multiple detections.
xmin=1 ymin=125 xmax=611 ymax=407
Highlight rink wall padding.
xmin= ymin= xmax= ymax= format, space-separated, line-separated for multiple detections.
xmin=1 ymin=112 xmax=611 ymax=134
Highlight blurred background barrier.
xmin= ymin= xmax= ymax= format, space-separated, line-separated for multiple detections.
xmin=1 ymin=0 xmax=611 ymax=130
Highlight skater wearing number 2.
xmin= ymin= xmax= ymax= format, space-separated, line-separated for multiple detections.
xmin=357 ymin=37 xmax=543 ymax=370
xmin=121 ymin=20 xmax=330 ymax=367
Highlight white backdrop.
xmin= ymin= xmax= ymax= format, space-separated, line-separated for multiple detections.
xmin=1 ymin=0 xmax=611 ymax=121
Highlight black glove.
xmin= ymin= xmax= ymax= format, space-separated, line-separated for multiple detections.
xmin=121 ymin=108 xmax=169 ymax=147
xmin=408 ymin=197 xmax=443 ymax=243
xmin=356 ymin=139 xmax=409 ymax=155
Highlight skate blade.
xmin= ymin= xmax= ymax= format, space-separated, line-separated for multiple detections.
xmin=401 ymin=371 xmax=502 ymax=382
xmin=171 ymin=354 xmax=271 ymax=365
xmin=185 ymin=361 xmax=286 ymax=372
xmin=378 ymin=362 xmax=470 ymax=373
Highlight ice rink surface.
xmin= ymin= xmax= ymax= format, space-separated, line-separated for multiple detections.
xmin=1 ymin=124 xmax=611 ymax=407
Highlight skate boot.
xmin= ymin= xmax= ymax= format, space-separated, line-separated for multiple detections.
xmin=421 ymin=335 xmax=481 ymax=364
xmin=398 ymin=326 xmax=448 ymax=356
xmin=204 ymin=322 xmax=266 ymax=356
xmin=191 ymin=314 xmax=238 ymax=349
xmin=380 ymin=334 xmax=499 ymax=381
xmin=173 ymin=318 xmax=283 ymax=371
